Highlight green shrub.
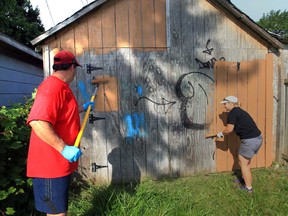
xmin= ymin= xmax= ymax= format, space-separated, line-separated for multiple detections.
xmin=0 ymin=91 xmax=37 ymax=215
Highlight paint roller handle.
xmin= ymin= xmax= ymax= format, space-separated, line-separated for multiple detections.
xmin=74 ymin=96 xmax=96 ymax=147
xmin=205 ymin=134 xmax=217 ymax=139
xmin=74 ymin=85 xmax=99 ymax=147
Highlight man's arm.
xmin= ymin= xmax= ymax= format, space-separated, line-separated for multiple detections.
xmin=29 ymin=120 xmax=65 ymax=153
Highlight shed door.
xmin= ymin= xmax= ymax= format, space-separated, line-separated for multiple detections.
xmin=214 ymin=53 xmax=274 ymax=172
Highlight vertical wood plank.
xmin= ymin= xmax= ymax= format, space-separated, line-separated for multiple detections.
xmin=154 ymin=0 xmax=167 ymax=47
xmin=226 ymin=62 xmax=239 ymax=171
xmin=75 ymin=20 xmax=88 ymax=49
xmin=181 ymin=0 xmax=195 ymax=48
xmin=88 ymin=13 xmax=103 ymax=49
xmin=169 ymin=0 xmax=181 ymax=48
xmin=89 ymin=54 xmax=107 ymax=183
xmin=75 ymin=50 xmax=95 ymax=182
xmin=247 ymin=59 xmax=259 ymax=168
xmin=117 ymin=48 xmax=135 ymax=183
xmin=157 ymin=51 xmax=171 ymax=177
xmin=238 ymin=61 xmax=248 ymax=111
xmin=102 ymin=1 xmax=116 ymax=48
xmin=129 ymin=0 xmax=142 ymax=48
xmin=141 ymin=0 xmax=155 ymax=48
xmin=60 ymin=27 xmax=75 ymax=49
xmin=129 ymin=49 xmax=147 ymax=181
xmin=265 ymin=53 xmax=274 ymax=167
xmin=256 ymin=59 xmax=266 ymax=167
xmin=215 ymin=61 xmax=228 ymax=172
xmin=106 ymin=49 xmax=128 ymax=184
xmin=100 ymin=49 xmax=120 ymax=184
xmin=115 ymin=0 xmax=129 ymax=48
xmin=193 ymin=0 xmax=205 ymax=48
xmin=168 ymin=48 xmax=184 ymax=178
xmin=237 ymin=60 xmax=248 ymax=169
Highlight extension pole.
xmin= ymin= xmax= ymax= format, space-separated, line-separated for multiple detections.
xmin=74 ymin=85 xmax=99 ymax=147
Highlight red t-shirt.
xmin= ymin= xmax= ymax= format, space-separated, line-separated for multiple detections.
xmin=26 ymin=76 xmax=80 ymax=178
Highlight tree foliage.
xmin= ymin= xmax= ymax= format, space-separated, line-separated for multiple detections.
xmin=257 ymin=10 xmax=288 ymax=39
xmin=0 ymin=0 xmax=45 ymax=48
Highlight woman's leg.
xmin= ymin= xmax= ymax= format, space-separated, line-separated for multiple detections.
xmin=238 ymin=154 xmax=252 ymax=188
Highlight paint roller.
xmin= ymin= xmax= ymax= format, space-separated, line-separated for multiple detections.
xmin=205 ymin=134 xmax=217 ymax=139
xmin=74 ymin=77 xmax=109 ymax=147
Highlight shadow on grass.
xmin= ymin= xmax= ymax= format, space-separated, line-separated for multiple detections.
xmin=69 ymin=176 xmax=140 ymax=216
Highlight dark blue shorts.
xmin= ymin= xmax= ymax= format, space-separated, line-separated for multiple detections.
xmin=32 ymin=175 xmax=71 ymax=214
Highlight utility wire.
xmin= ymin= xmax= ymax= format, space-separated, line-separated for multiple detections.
xmin=45 ymin=0 xmax=55 ymax=26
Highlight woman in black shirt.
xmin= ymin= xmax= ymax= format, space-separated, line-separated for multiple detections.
xmin=217 ymin=96 xmax=263 ymax=193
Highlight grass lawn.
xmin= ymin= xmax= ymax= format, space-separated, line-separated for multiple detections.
xmin=68 ymin=163 xmax=288 ymax=216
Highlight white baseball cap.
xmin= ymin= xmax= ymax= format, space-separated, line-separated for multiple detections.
xmin=220 ymin=96 xmax=238 ymax=104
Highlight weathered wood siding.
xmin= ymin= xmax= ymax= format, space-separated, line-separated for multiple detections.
xmin=40 ymin=0 xmax=280 ymax=184
xmin=0 ymin=50 xmax=43 ymax=107
xmin=280 ymin=47 xmax=288 ymax=160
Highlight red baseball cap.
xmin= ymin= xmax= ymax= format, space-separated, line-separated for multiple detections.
xmin=53 ymin=50 xmax=82 ymax=67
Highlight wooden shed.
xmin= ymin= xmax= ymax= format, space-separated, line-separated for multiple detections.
xmin=0 ymin=33 xmax=44 ymax=107
xmin=31 ymin=0 xmax=285 ymax=184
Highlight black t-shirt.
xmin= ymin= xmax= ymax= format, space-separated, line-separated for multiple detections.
xmin=227 ymin=107 xmax=261 ymax=139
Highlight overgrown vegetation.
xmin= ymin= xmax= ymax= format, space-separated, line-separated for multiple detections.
xmin=68 ymin=165 xmax=288 ymax=216
xmin=0 ymin=91 xmax=37 ymax=215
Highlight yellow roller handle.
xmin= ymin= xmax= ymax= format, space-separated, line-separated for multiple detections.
xmin=74 ymin=86 xmax=98 ymax=147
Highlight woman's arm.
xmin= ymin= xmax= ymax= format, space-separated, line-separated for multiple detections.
xmin=222 ymin=124 xmax=234 ymax=135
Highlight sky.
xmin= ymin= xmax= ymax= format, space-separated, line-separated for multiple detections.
xmin=30 ymin=0 xmax=288 ymax=30
xmin=230 ymin=0 xmax=287 ymax=21
xmin=30 ymin=0 xmax=95 ymax=30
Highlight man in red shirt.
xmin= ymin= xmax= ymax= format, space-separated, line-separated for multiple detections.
xmin=27 ymin=50 xmax=93 ymax=215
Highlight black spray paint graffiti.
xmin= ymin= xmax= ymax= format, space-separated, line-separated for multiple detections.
xmin=195 ymin=39 xmax=225 ymax=69
xmin=135 ymin=97 xmax=176 ymax=114
xmin=175 ymin=72 xmax=214 ymax=129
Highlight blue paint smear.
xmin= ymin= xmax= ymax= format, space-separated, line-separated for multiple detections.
xmin=133 ymin=113 xmax=140 ymax=135
xmin=124 ymin=114 xmax=137 ymax=138
xmin=78 ymin=81 xmax=90 ymax=101
xmin=136 ymin=86 xmax=143 ymax=96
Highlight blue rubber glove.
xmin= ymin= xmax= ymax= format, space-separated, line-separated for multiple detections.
xmin=61 ymin=145 xmax=82 ymax=162
xmin=83 ymin=101 xmax=95 ymax=111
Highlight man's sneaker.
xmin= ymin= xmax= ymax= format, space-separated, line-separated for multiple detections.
xmin=238 ymin=185 xmax=253 ymax=193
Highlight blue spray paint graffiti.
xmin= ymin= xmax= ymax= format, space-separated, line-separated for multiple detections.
xmin=124 ymin=113 xmax=146 ymax=138
xmin=124 ymin=85 xmax=146 ymax=139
